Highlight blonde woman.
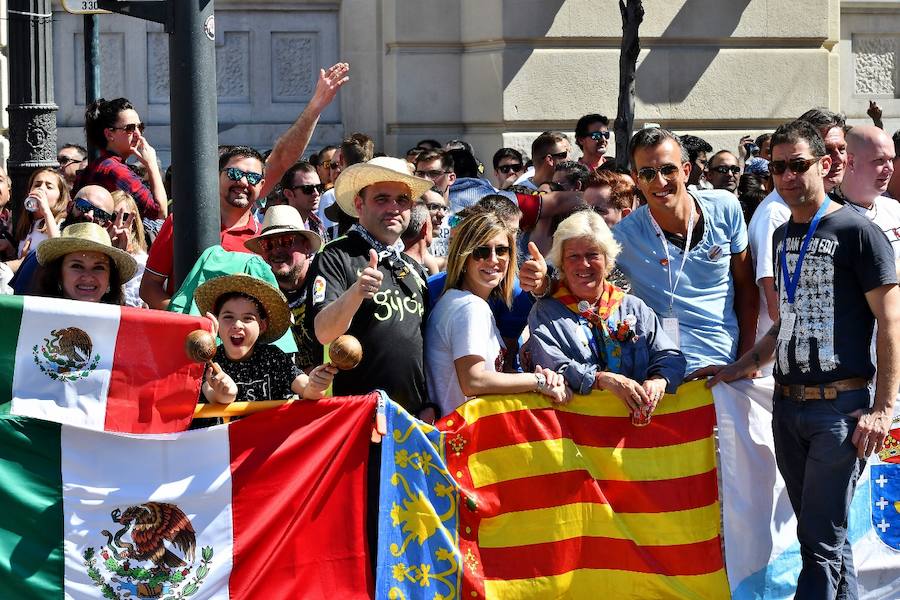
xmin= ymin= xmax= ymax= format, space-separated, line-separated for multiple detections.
xmin=425 ymin=209 xmax=570 ymax=418
xmin=111 ymin=190 xmax=148 ymax=307
xmin=524 ymin=210 xmax=685 ymax=419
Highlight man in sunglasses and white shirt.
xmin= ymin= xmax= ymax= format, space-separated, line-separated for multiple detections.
xmin=575 ymin=113 xmax=612 ymax=171
xmin=612 ymin=127 xmax=758 ymax=379
xmin=280 ymin=161 xmax=328 ymax=243
xmin=140 ymin=146 xmax=265 ymax=309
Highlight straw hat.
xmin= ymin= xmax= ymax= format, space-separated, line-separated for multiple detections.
xmin=194 ymin=274 xmax=291 ymax=346
xmin=244 ymin=205 xmax=323 ymax=254
xmin=333 ymin=156 xmax=433 ymax=218
xmin=36 ymin=222 xmax=138 ymax=282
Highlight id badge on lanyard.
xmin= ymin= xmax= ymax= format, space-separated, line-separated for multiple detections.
xmin=778 ymin=198 xmax=830 ymax=342
xmin=649 ymin=202 xmax=695 ymax=349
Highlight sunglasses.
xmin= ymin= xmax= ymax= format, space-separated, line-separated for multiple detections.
xmin=426 ymin=202 xmax=447 ymax=212
xmin=73 ymin=198 xmax=113 ymax=225
xmin=471 ymin=245 xmax=510 ymax=261
xmin=321 ymin=160 xmax=335 ymax=169
xmin=108 ymin=123 xmax=145 ymax=134
xmin=288 ymin=183 xmax=324 ymax=195
xmin=769 ymin=157 xmax=821 ymax=176
xmin=589 ymin=131 xmax=611 ymax=141
xmin=57 ymin=155 xmax=82 ymax=167
xmin=711 ymin=165 xmax=741 ymax=175
xmin=545 ymin=150 xmax=568 ymax=161
xmin=636 ymin=164 xmax=681 ymax=183
xmin=258 ymin=234 xmax=301 ymax=253
xmin=497 ymin=163 xmax=524 ymax=174
xmin=224 ymin=167 xmax=263 ymax=186
xmin=414 ymin=169 xmax=452 ymax=179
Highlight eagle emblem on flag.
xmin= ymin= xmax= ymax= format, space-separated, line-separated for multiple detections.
xmin=32 ymin=327 xmax=100 ymax=382
xmin=81 ymin=502 xmax=213 ymax=599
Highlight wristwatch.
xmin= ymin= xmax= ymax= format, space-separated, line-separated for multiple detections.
xmin=534 ymin=372 xmax=547 ymax=393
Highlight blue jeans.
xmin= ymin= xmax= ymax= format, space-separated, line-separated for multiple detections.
xmin=772 ymin=389 xmax=869 ymax=600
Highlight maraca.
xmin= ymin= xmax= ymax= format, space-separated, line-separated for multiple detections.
xmin=329 ymin=334 xmax=362 ymax=370
xmin=185 ymin=329 xmax=222 ymax=374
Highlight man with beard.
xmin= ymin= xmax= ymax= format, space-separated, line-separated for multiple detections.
xmin=308 ymin=156 xmax=433 ymax=412
xmin=244 ymin=205 xmax=323 ymax=370
xmin=140 ymin=146 xmax=265 ymax=309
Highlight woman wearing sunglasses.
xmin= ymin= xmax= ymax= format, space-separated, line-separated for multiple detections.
xmin=425 ymin=209 xmax=571 ymax=419
xmin=75 ymin=98 xmax=167 ymax=221
xmin=523 ymin=211 xmax=685 ymax=424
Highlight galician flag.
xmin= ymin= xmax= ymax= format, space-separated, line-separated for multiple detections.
xmin=0 ymin=397 xmax=377 ymax=599
xmin=0 ymin=295 xmax=208 ymax=433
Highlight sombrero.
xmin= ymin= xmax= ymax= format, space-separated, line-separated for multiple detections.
xmin=194 ymin=274 xmax=291 ymax=345
xmin=36 ymin=222 xmax=138 ymax=282
xmin=333 ymin=156 xmax=433 ymax=218
xmin=244 ymin=205 xmax=323 ymax=255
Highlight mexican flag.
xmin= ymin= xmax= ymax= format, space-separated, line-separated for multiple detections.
xmin=0 ymin=295 xmax=208 ymax=433
xmin=0 ymin=397 xmax=376 ymax=598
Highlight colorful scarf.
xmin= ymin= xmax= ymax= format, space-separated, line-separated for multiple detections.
xmin=553 ymin=281 xmax=626 ymax=372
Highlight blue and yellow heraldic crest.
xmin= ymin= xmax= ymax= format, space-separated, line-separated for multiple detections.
xmin=872 ymin=426 xmax=900 ymax=551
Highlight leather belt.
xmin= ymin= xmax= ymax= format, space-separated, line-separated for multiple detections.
xmin=775 ymin=378 xmax=869 ymax=401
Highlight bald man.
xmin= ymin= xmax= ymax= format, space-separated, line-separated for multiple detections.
xmin=841 ymin=125 xmax=900 ymax=273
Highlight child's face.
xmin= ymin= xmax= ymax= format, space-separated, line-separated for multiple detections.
xmin=217 ymin=297 xmax=268 ymax=361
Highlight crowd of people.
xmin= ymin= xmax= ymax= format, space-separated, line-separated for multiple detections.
xmin=1 ymin=60 xmax=899 ymax=599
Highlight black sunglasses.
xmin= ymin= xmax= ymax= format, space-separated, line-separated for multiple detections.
xmin=224 ymin=167 xmax=263 ymax=186
xmin=636 ymin=164 xmax=681 ymax=183
xmin=769 ymin=157 xmax=821 ymax=176
xmin=545 ymin=151 xmax=568 ymax=161
xmin=288 ymin=183 xmax=324 ymax=194
xmin=109 ymin=123 xmax=145 ymax=134
xmin=73 ymin=197 xmax=114 ymax=225
xmin=497 ymin=163 xmax=524 ymax=174
xmin=711 ymin=165 xmax=741 ymax=175
xmin=471 ymin=245 xmax=510 ymax=261
xmin=589 ymin=131 xmax=611 ymax=141
xmin=57 ymin=155 xmax=82 ymax=167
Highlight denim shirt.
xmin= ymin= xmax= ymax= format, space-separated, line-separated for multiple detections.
xmin=525 ymin=293 xmax=686 ymax=395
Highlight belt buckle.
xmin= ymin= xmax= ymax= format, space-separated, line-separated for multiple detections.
xmin=793 ymin=385 xmax=807 ymax=402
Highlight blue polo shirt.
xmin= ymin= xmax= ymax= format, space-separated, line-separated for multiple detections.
xmin=612 ymin=190 xmax=748 ymax=373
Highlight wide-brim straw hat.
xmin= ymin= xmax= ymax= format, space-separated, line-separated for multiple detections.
xmin=244 ymin=205 xmax=323 ymax=254
xmin=36 ymin=222 xmax=138 ymax=282
xmin=194 ymin=274 xmax=291 ymax=346
xmin=333 ymin=156 xmax=433 ymax=218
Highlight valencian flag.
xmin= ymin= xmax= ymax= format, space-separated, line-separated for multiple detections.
xmin=0 ymin=397 xmax=376 ymax=598
xmin=401 ymin=380 xmax=731 ymax=599
xmin=0 ymin=295 xmax=209 ymax=433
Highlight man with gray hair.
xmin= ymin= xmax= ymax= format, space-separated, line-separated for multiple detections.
xmin=401 ymin=201 xmax=438 ymax=275
xmin=612 ymin=127 xmax=758 ymax=377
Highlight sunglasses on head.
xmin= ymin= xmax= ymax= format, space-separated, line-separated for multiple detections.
xmin=636 ymin=164 xmax=681 ymax=183
xmin=224 ymin=167 xmax=263 ymax=186
xmin=589 ymin=131 xmax=611 ymax=141
xmin=497 ymin=163 xmax=524 ymax=174
xmin=471 ymin=245 xmax=510 ymax=261
xmin=711 ymin=165 xmax=741 ymax=175
xmin=288 ymin=183 xmax=324 ymax=195
xmin=73 ymin=198 xmax=113 ymax=225
xmin=109 ymin=123 xmax=145 ymax=134
xmin=258 ymin=233 xmax=301 ymax=253
xmin=769 ymin=157 xmax=821 ymax=176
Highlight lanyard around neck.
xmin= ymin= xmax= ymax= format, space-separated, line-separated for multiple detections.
xmin=779 ymin=198 xmax=830 ymax=306
xmin=648 ymin=201 xmax=695 ymax=313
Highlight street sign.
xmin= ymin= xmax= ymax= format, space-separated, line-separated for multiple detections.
xmin=61 ymin=0 xmax=110 ymax=14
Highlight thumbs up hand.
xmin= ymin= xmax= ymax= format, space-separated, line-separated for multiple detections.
xmin=355 ymin=248 xmax=384 ymax=300
xmin=520 ymin=241 xmax=549 ymax=295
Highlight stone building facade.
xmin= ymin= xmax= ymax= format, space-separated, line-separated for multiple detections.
xmin=3 ymin=0 xmax=895 ymax=165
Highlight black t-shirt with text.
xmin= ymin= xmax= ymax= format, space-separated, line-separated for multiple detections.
xmin=307 ymin=234 xmax=430 ymax=412
xmin=772 ymin=206 xmax=897 ymax=385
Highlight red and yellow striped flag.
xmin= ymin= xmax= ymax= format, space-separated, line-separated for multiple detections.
xmin=438 ymin=379 xmax=730 ymax=599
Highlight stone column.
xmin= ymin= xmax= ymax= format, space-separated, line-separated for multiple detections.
xmin=6 ymin=0 xmax=57 ymax=204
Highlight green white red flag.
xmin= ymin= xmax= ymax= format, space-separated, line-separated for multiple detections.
xmin=0 ymin=295 xmax=208 ymax=433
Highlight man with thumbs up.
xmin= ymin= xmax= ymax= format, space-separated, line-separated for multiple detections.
xmin=308 ymin=156 xmax=433 ymax=412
